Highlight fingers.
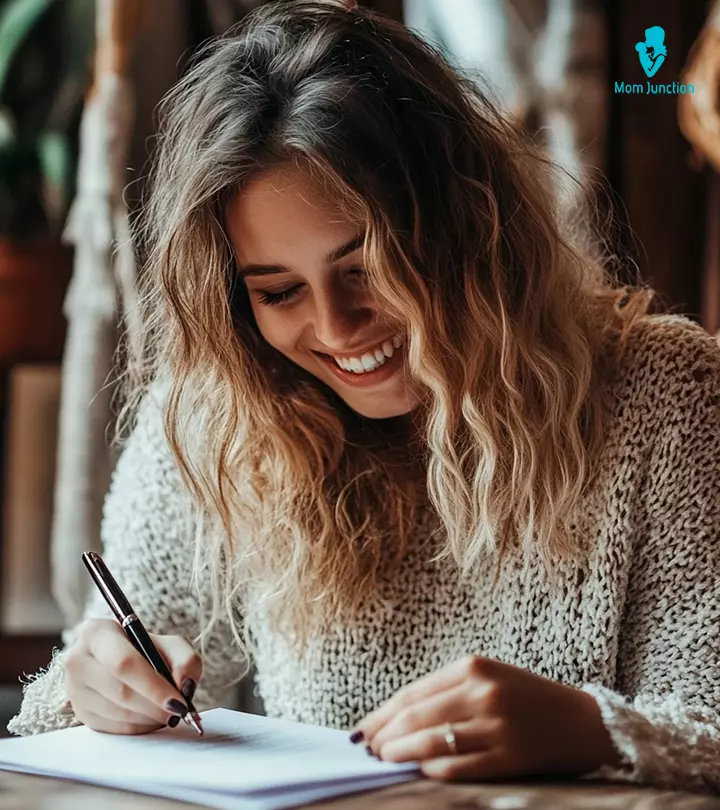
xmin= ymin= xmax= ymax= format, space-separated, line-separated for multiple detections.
xmin=355 ymin=655 xmax=495 ymax=740
xmin=72 ymin=705 xmax=161 ymax=737
xmin=378 ymin=719 xmax=499 ymax=765
xmin=151 ymin=633 xmax=203 ymax=703
xmin=84 ymin=622 xmax=191 ymax=718
xmin=420 ymin=749 xmax=509 ymax=782
xmin=73 ymin=683 xmax=167 ymax=730
xmin=77 ymin=654 xmax=177 ymax=727
xmin=367 ymin=682 xmax=476 ymax=754
xmin=64 ymin=619 xmax=205 ymax=736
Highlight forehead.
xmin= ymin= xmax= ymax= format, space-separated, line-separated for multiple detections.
xmin=225 ymin=162 xmax=361 ymax=265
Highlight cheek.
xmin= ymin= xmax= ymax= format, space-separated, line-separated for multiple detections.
xmin=249 ymin=302 xmax=299 ymax=354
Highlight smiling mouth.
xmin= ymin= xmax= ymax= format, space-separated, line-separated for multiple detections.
xmin=311 ymin=335 xmax=402 ymax=367
xmin=311 ymin=339 xmax=405 ymax=387
xmin=311 ymin=341 xmax=400 ymax=366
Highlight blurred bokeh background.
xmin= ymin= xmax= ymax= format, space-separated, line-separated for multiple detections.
xmin=1 ymin=0 xmax=719 ymax=732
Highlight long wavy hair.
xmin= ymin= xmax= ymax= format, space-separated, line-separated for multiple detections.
xmin=119 ymin=0 xmax=651 ymax=665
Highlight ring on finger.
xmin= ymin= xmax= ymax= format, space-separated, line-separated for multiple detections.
xmin=443 ymin=722 xmax=458 ymax=755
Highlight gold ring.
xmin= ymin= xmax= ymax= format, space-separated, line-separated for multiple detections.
xmin=443 ymin=723 xmax=458 ymax=755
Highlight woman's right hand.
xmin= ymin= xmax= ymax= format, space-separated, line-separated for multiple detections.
xmin=64 ymin=618 xmax=203 ymax=734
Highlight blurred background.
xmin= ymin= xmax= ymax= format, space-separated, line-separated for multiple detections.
xmin=1 ymin=0 xmax=719 ymax=733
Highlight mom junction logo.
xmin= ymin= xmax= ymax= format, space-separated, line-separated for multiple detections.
xmin=614 ymin=25 xmax=695 ymax=96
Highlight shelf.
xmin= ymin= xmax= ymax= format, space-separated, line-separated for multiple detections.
xmin=0 ymin=634 xmax=60 ymax=684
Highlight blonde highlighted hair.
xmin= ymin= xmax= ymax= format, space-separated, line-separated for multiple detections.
xmin=118 ymin=0 xmax=651 ymax=669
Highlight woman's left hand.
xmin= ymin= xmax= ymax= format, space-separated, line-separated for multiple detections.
xmin=351 ymin=655 xmax=622 ymax=781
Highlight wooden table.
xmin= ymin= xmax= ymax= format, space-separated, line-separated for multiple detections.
xmin=2 ymin=770 xmax=720 ymax=809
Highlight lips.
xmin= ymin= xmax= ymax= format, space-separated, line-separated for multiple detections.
xmin=313 ymin=348 xmax=390 ymax=372
xmin=312 ymin=336 xmax=398 ymax=364
xmin=314 ymin=342 xmax=405 ymax=387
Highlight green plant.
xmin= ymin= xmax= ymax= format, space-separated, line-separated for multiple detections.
xmin=0 ymin=0 xmax=94 ymax=241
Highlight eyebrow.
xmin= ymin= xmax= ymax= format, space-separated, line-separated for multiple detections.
xmin=238 ymin=232 xmax=365 ymax=279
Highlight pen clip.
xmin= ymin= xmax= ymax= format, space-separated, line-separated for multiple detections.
xmin=82 ymin=551 xmax=134 ymax=623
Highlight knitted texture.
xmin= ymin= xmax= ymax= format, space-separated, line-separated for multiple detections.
xmin=8 ymin=315 xmax=720 ymax=795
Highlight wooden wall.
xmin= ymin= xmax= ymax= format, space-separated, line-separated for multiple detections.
xmin=606 ymin=0 xmax=709 ymax=316
xmin=377 ymin=0 xmax=712 ymax=318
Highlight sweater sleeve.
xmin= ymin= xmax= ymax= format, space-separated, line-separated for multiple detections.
xmin=580 ymin=326 xmax=720 ymax=794
xmin=6 ymin=382 xmax=246 ymax=736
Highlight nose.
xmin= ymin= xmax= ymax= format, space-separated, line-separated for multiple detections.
xmin=312 ymin=287 xmax=376 ymax=350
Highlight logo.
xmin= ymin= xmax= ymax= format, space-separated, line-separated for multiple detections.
xmin=635 ymin=26 xmax=667 ymax=77
xmin=614 ymin=25 xmax=693 ymax=95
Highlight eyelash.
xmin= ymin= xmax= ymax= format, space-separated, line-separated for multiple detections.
xmin=256 ymin=287 xmax=301 ymax=307
xmin=256 ymin=268 xmax=365 ymax=307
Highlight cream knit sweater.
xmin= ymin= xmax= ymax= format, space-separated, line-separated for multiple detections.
xmin=7 ymin=316 xmax=720 ymax=796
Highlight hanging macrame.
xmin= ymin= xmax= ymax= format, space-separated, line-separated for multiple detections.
xmin=678 ymin=0 xmax=720 ymax=338
xmin=403 ymin=0 xmax=608 ymax=208
xmin=51 ymin=0 xmax=143 ymax=625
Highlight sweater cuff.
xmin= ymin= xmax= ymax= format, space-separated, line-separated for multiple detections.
xmin=579 ymin=683 xmax=644 ymax=784
xmin=579 ymin=682 xmax=720 ymax=794
xmin=6 ymin=647 xmax=79 ymax=736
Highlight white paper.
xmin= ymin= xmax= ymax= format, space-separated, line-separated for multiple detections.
xmin=0 ymin=765 xmax=415 ymax=810
xmin=7 ymin=770 xmax=415 ymax=810
xmin=0 ymin=709 xmax=420 ymax=809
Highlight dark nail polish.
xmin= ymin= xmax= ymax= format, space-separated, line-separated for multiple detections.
xmin=365 ymin=745 xmax=376 ymax=757
xmin=349 ymin=730 xmax=364 ymax=744
xmin=167 ymin=715 xmax=181 ymax=728
xmin=165 ymin=698 xmax=188 ymax=717
xmin=181 ymin=678 xmax=197 ymax=701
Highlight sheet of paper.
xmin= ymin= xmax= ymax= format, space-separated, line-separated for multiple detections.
xmin=0 ymin=709 xmax=420 ymax=808
xmin=169 ymin=773 xmax=416 ymax=810
xmin=1 ymin=765 xmax=415 ymax=810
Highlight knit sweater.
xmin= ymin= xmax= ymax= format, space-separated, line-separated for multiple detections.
xmin=7 ymin=315 xmax=720 ymax=796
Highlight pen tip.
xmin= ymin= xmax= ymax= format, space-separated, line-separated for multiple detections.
xmin=188 ymin=713 xmax=204 ymax=735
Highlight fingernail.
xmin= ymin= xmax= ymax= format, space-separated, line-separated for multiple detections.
xmin=167 ymin=715 xmax=181 ymax=728
xmin=365 ymin=745 xmax=376 ymax=757
xmin=165 ymin=698 xmax=188 ymax=717
xmin=181 ymin=679 xmax=196 ymax=701
xmin=181 ymin=678 xmax=197 ymax=701
xmin=349 ymin=730 xmax=364 ymax=744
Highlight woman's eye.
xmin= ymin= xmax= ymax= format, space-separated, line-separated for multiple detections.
xmin=254 ymin=269 xmax=365 ymax=307
xmin=256 ymin=286 xmax=302 ymax=307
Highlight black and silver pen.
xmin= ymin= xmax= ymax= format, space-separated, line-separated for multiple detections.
xmin=81 ymin=550 xmax=204 ymax=735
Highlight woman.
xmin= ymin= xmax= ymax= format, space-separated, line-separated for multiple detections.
xmin=9 ymin=0 xmax=720 ymax=795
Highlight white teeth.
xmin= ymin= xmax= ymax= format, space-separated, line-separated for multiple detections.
xmin=330 ymin=334 xmax=403 ymax=374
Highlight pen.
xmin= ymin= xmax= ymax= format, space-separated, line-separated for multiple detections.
xmin=81 ymin=550 xmax=204 ymax=735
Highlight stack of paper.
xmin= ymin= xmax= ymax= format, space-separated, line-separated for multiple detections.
xmin=0 ymin=708 xmax=420 ymax=809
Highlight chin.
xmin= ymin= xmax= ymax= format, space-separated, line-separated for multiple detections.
xmin=351 ymin=405 xmax=413 ymax=420
xmin=342 ymin=394 xmax=420 ymax=420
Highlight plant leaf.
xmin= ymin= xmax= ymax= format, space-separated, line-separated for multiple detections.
xmin=37 ymin=128 xmax=70 ymax=229
xmin=0 ymin=0 xmax=57 ymax=99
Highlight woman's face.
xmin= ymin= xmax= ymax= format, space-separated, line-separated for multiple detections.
xmin=226 ymin=162 xmax=422 ymax=419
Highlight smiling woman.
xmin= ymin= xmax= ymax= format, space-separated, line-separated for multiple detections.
xmin=7 ymin=0 xmax=720 ymax=798
xmin=225 ymin=162 xmax=423 ymax=419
